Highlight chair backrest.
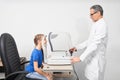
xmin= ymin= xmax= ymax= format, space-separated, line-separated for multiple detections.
xmin=0 ymin=33 xmax=21 ymax=76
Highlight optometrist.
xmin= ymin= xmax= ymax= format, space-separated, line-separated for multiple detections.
xmin=70 ymin=5 xmax=108 ymax=80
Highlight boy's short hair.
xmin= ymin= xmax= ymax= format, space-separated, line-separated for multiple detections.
xmin=34 ymin=34 xmax=44 ymax=45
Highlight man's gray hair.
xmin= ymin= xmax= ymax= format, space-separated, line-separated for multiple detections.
xmin=90 ymin=5 xmax=103 ymax=16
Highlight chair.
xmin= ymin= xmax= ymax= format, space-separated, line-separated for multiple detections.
xmin=0 ymin=33 xmax=42 ymax=80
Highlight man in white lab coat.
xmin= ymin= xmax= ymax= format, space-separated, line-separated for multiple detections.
xmin=70 ymin=5 xmax=108 ymax=80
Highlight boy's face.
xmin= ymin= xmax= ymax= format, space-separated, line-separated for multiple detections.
xmin=44 ymin=37 xmax=47 ymax=44
xmin=37 ymin=36 xmax=47 ymax=46
xmin=41 ymin=36 xmax=47 ymax=45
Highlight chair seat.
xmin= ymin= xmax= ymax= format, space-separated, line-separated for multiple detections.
xmin=14 ymin=73 xmax=42 ymax=80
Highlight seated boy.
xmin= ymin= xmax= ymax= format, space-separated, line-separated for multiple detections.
xmin=25 ymin=34 xmax=52 ymax=80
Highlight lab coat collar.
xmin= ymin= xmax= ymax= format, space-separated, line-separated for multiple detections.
xmin=96 ymin=18 xmax=104 ymax=23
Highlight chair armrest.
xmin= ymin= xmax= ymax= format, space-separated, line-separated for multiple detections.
xmin=20 ymin=61 xmax=30 ymax=65
xmin=20 ymin=57 xmax=30 ymax=65
xmin=5 ymin=71 xmax=28 ymax=80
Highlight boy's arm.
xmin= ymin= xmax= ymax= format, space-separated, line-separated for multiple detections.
xmin=34 ymin=61 xmax=48 ymax=77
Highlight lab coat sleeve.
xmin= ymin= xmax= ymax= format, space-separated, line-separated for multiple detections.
xmin=76 ymin=40 xmax=88 ymax=50
xmin=80 ymin=23 xmax=106 ymax=61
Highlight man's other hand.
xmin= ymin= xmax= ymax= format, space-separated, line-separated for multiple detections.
xmin=71 ymin=57 xmax=80 ymax=63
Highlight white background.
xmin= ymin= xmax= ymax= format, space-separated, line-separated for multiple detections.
xmin=0 ymin=0 xmax=120 ymax=80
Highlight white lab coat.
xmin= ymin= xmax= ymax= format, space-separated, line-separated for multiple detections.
xmin=76 ymin=18 xmax=108 ymax=80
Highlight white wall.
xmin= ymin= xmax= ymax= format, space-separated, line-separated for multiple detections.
xmin=0 ymin=0 xmax=120 ymax=80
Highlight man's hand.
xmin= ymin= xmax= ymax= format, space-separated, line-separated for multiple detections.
xmin=69 ymin=47 xmax=77 ymax=54
xmin=71 ymin=57 xmax=81 ymax=63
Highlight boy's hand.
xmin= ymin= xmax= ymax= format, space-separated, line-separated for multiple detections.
xmin=45 ymin=73 xmax=53 ymax=80
xmin=41 ymin=64 xmax=44 ymax=69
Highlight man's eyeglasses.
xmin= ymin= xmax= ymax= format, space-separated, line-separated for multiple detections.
xmin=90 ymin=11 xmax=97 ymax=16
